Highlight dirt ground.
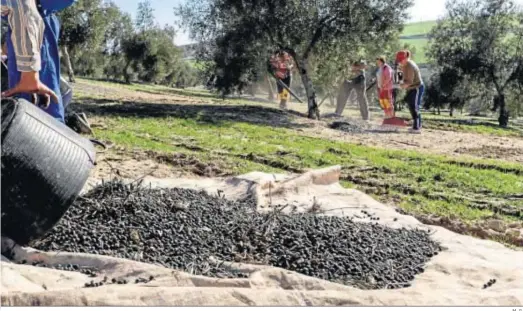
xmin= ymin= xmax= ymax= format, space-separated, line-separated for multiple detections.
xmin=90 ymin=148 xmax=231 ymax=182
xmin=75 ymin=80 xmax=523 ymax=165
xmin=307 ymin=121 xmax=523 ymax=163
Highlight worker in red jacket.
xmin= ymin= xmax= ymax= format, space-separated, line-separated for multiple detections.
xmin=376 ymin=56 xmax=395 ymax=119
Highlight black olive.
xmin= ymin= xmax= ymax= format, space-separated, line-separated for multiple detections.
xmin=29 ymin=181 xmax=440 ymax=290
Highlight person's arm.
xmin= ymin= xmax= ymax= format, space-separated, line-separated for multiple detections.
xmin=1 ymin=0 xmax=58 ymax=103
xmin=3 ymin=0 xmax=44 ymax=72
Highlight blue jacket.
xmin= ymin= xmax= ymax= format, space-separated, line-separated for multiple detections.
xmin=2 ymin=0 xmax=76 ymax=122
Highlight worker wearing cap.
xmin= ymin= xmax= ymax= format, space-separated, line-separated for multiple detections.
xmin=1 ymin=0 xmax=76 ymax=123
xmin=395 ymin=50 xmax=424 ymax=133
xmin=336 ymin=60 xmax=370 ymax=120
xmin=376 ymin=56 xmax=394 ymax=119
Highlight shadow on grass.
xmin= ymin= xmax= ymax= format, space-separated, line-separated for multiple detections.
xmin=80 ymin=77 xmax=281 ymax=104
xmin=137 ymin=86 xmax=285 ymax=106
xmin=137 ymin=87 xmax=223 ymax=100
xmin=72 ymin=98 xmax=313 ymax=130
xmin=79 ymin=77 xmax=131 ymax=86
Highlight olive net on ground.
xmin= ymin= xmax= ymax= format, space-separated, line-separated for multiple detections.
xmin=29 ymin=181 xmax=441 ymax=290
xmin=2 ymin=168 xmax=522 ymax=307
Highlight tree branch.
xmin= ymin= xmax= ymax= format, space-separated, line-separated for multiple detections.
xmin=303 ymin=15 xmax=337 ymax=59
xmin=490 ymin=68 xmax=503 ymax=95
xmin=502 ymin=63 xmax=521 ymax=90
xmin=501 ymin=32 xmax=522 ymax=90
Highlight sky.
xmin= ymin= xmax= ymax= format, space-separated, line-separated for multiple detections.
xmin=111 ymin=0 xmax=523 ymax=46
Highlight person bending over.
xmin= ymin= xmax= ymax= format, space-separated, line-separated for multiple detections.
xmin=335 ymin=60 xmax=370 ymax=120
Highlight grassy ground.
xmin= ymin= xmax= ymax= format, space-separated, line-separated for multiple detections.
xmin=401 ymin=21 xmax=437 ymax=37
xmin=394 ymin=110 xmax=523 ymax=138
xmin=97 ymin=115 xmax=522 ymax=224
xmin=79 ymin=78 xmax=523 ymax=138
xmin=74 ymin=80 xmax=523 ymax=232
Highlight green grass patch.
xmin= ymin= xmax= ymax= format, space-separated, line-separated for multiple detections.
xmin=422 ymin=119 xmax=523 ymax=137
xmin=88 ymin=108 xmax=523 ymax=225
xmin=391 ymin=110 xmax=523 ymax=137
xmin=77 ymin=77 xmax=225 ymax=100
xmin=77 ymin=77 xmax=522 ymax=138
xmin=399 ymin=20 xmax=437 ymax=64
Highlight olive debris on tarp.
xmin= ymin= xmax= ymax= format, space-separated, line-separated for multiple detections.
xmin=32 ymin=181 xmax=441 ymax=290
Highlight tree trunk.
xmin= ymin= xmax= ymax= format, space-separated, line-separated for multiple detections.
xmin=437 ymin=106 xmax=441 ymax=115
xmin=495 ymin=94 xmax=509 ymax=128
xmin=62 ymin=46 xmax=76 ymax=83
xmin=248 ymin=83 xmax=256 ymax=97
xmin=450 ymin=106 xmax=454 ymax=117
xmin=266 ymin=75 xmax=275 ymax=100
xmin=124 ymin=59 xmax=132 ymax=84
xmin=294 ymin=57 xmax=319 ymax=119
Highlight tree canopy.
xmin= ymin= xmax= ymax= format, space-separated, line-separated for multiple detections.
xmin=57 ymin=0 xmax=201 ymax=87
xmin=177 ymin=0 xmax=413 ymax=118
xmin=427 ymin=0 xmax=523 ymax=126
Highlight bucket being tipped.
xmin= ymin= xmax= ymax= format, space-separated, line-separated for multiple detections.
xmin=1 ymin=98 xmax=96 ymax=245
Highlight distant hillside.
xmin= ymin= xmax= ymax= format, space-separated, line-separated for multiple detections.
xmin=401 ymin=21 xmax=437 ymax=37
xmin=178 ymin=21 xmax=438 ymax=65
xmin=400 ymin=20 xmax=437 ymax=64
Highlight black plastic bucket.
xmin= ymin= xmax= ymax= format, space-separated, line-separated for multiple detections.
xmin=1 ymin=97 xmax=96 ymax=245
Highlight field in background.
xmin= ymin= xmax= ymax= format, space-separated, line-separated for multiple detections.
xmin=400 ymin=20 xmax=437 ymax=64
xmin=73 ymin=78 xmax=523 ymax=247
xmin=402 ymin=21 xmax=438 ymax=37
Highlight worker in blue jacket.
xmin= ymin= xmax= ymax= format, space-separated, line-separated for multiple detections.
xmin=1 ymin=0 xmax=76 ymax=123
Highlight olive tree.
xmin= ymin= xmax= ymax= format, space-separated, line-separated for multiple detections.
xmin=428 ymin=0 xmax=523 ymax=127
xmin=177 ymin=0 xmax=413 ymax=119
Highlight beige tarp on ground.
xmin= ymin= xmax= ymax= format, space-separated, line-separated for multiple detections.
xmin=1 ymin=166 xmax=523 ymax=306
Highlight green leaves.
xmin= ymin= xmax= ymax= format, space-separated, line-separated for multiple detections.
xmin=427 ymin=0 xmax=523 ymax=124
xmin=56 ymin=0 xmax=199 ymax=87
xmin=178 ymin=0 xmax=413 ymax=98
xmin=135 ymin=1 xmax=156 ymax=33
